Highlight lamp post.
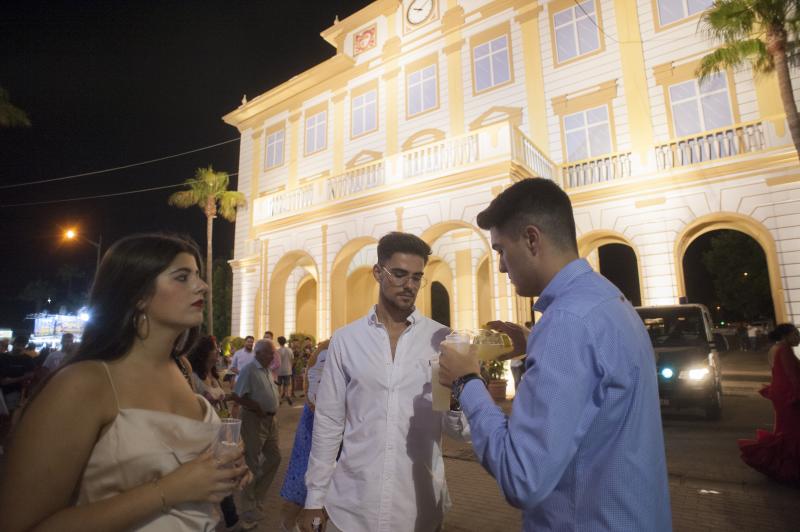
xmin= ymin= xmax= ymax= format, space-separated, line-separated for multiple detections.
xmin=64 ymin=229 xmax=102 ymax=274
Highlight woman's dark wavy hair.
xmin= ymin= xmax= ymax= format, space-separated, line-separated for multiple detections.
xmin=67 ymin=233 xmax=205 ymax=366
xmin=187 ymin=335 xmax=220 ymax=381
xmin=768 ymin=323 xmax=798 ymax=342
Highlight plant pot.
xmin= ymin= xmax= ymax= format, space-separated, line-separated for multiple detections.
xmin=488 ymin=379 xmax=508 ymax=402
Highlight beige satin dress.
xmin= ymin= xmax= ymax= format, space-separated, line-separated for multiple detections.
xmin=77 ymin=362 xmax=221 ymax=531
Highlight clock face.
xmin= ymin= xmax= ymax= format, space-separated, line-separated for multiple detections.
xmin=407 ymin=0 xmax=434 ymax=25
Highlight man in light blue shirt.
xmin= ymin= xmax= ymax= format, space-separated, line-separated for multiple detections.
xmin=439 ymin=178 xmax=672 ymax=531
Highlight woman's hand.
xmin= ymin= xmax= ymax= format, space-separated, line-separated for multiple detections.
xmin=160 ymin=449 xmax=248 ymax=505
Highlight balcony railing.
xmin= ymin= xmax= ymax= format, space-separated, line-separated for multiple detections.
xmin=562 ymin=152 xmax=632 ymax=188
xmin=512 ymin=129 xmax=557 ymax=182
xmin=252 ymin=122 xmax=556 ymax=224
xmin=655 ymin=120 xmax=767 ymax=170
xmin=402 ymin=134 xmax=479 ymax=179
xmin=327 ymin=160 xmax=385 ymax=200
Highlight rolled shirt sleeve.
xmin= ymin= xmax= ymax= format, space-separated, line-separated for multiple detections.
xmin=459 ymin=310 xmax=606 ymax=510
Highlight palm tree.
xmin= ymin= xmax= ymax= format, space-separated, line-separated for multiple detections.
xmin=0 ymin=86 xmax=31 ymax=127
xmin=697 ymin=0 xmax=800 ymax=156
xmin=169 ymin=166 xmax=246 ymax=334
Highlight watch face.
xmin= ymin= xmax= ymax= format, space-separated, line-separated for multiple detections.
xmin=407 ymin=0 xmax=434 ymax=25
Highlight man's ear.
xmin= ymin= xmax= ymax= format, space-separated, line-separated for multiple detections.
xmin=372 ymin=263 xmax=382 ymax=283
xmin=523 ymin=224 xmax=541 ymax=255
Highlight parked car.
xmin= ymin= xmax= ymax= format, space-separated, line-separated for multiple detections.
xmin=635 ymin=304 xmax=723 ymax=420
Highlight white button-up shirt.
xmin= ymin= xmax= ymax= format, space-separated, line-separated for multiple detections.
xmin=305 ymin=307 xmax=470 ymax=532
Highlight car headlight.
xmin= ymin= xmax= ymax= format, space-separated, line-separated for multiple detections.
xmin=660 ymin=368 xmax=674 ymax=379
xmin=679 ymin=367 xmax=710 ymax=380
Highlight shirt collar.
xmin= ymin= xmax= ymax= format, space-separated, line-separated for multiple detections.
xmin=534 ymin=258 xmax=592 ymax=313
xmin=367 ymin=305 xmax=422 ymax=327
xmin=252 ymin=357 xmax=266 ymax=371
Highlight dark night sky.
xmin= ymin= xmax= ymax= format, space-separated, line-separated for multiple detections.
xmin=0 ymin=0 xmax=371 ymax=331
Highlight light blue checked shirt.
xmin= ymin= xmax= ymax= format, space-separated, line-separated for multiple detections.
xmin=460 ymin=259 xmax=672 ymax=531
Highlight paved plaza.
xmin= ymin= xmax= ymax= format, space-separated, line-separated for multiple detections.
xmin=246 ymin=349 xmax=797 ymax=531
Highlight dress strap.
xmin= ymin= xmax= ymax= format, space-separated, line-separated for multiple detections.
xmin=100 ymin=361 xmax=120 ymax=412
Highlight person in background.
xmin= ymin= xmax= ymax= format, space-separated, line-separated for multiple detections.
xmin=438 ymin=178 xmax=671 ymax=531
xmin=42 ymin=333 xmax=75 ymax=374
xmin=0 ymin=233 xmax=250 ymax=532
xmin=276 ymin=336 xmax=294 ymax=406
xmin=279 ymin=339 xmax=329 ymax=532
xmin=739 ymin=323 xmax=800 ymax=483
xmin=233 ymin=339 xmax=281 ymax=528
xmin=187 ymin=335 xmax=248 ymax=532
xmin=0 ymin=338 xmax=9 ymax=354
xmin=230 ymin=336 xmax=256 ymax=375
xmin=0 ymin=336 xmax=36 ymax=414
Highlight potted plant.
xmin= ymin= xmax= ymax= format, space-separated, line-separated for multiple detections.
xmin=486 ymin=360 xmax=508 ymax=402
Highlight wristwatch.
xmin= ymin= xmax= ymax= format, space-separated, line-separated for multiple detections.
xmin=451 ymin=373 xmax=486 ymax=410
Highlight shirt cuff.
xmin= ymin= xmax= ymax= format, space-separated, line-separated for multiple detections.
xmin=304 ymin=489 xmax=325 ymax=509
xmin=459 ymin=378 xmax=493 ymax=415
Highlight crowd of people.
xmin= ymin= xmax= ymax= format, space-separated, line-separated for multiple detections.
xmin=7 ymin=177 xmax=797 ymax=530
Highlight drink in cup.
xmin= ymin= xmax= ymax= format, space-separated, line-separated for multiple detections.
xmin=472 ymin=329 xmax=511 ymax=361
xmin=215 ymin=418 xmax=241 ymax=467
xmin=434 ymin=330 xmax=471 ymax=411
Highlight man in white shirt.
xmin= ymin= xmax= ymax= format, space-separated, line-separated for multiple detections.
xmin=230 ymin=335 xmax=255 ymax=374
xmin=41 ymin=333 xmax=74 ymax=373
xmin=299 ymin=232 xmax=470 ymax=532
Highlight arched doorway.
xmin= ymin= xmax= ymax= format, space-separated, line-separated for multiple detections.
xmin=347 ymin=266 xmax=378 ymax=323
xmin=330 ymin=237 xmax=378 ymax=331
xmin=420 ymin=222 xmax=495 ymax=330
xmin=682 ymin=229 xmax=775 ymax=325
xmin=430 ymin=281 xmax=451 ymax=327
xmin=269 ymin=251 xmax=318 ymax=338
xmin=675 ymin=213 xmax=786 ymax=323
xmin=598 ymin=244 xmax=642 ymax=306
xmin=578 ymin=231 xmax=643 ymax=307
xmin=295 ymin=276 xmax=317 ymax=336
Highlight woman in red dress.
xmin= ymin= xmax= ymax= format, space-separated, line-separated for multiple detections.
xmin=738 ymin=323 xmax=800 ymax=483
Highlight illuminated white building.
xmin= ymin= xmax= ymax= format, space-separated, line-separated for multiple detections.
xmin=223 ymin=0 xmax=800 ymax=341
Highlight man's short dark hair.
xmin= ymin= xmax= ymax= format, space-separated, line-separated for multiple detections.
xmin=277 ymin=336 xmax=287 ymax=345
xmin=244 ymin=335 xmax=254 ymax=341
xmin=476 ymin=178 xmax=578 ymax=252
xmin=377 ymin=232 xmax=432 ymax=265
xmin=264 ymin=330 xmax=273 ymax=338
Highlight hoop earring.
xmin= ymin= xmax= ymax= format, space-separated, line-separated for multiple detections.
xmin=134 ymin=312 xmax=150 ymax=340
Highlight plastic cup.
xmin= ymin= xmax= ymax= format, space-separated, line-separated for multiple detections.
xmin=215 ymin=418 xmax=241 ymax=465
xmin=430 ymin=358 xmax=451 ymax=411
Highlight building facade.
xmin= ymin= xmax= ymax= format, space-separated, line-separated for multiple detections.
xmin=223 ymin=0 xmax=800 ymax=343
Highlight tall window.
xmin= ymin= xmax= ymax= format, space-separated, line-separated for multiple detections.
xmin=264 ymin=128 xmax=285 ymax=169
xmin=657 ymin=0 xmax=712 ymax=26
xmin=563 ymin=105 xmax=612 ymax=161
xmin=407 ymin=64 xmax=437 ymax=117
xmin=305 ymin=109 xmax=327 ymax=155
xmin=669 ymin=73 xmax=733 ymax=137
xmin=352 ymin=89 xmax=377 ymax=137
xmin=553 ymin=0 xmax=600 ymax=63
xmin=473 ymin=35 xmax=511 ymax=93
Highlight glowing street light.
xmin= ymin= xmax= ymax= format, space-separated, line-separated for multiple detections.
xmin=64 ymin=228 xmax=102 ymax=273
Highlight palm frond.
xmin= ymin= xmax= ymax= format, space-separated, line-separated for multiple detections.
xmin=217 ymin=191 xmax=247 ymax=222
xmin=0 ymin=86 xmax=31 ymax=128
xmin=701 ymin=0 xmax=757 ymax=42
xmin=168 ymin=189 xmax=201 ymax=208
xmin=697 ymin=39 xmax=772 ymax=79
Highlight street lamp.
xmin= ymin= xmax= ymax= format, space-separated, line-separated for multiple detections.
xmin=64 ymin=228 xmax=103 ymax=274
